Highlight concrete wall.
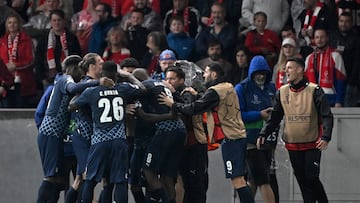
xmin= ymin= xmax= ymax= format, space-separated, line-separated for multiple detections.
xmin=1 ymin=108 xmax=360 ymax=203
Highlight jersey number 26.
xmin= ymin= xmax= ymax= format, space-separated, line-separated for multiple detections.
xmin=98 ymin=97 xmax=124 ymax=123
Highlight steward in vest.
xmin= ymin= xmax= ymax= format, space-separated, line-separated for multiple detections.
xmin=257 ymin=57 xmax=333 ymax=202
xmin=159 ymin=63 xmax=255 ymax=203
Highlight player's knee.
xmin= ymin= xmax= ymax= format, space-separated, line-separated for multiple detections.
xmin=231 ymin=176 xmax=248 ymax=189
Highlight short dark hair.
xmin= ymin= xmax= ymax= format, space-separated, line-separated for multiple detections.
xmin=169 ymin=15 xmax=184 ymax=26
xmin=212 ymin=1 xmax=226 ymax=12
xmin=235 ymin=45 xmax=251 ymax=59
xmin=62 ymin=55 xmax=82 ymax=70
xmin=314 ymin=27 xmax=329 ymax=36
xmin=132 ymin=8 xmax=145 ymax=17
xmin=165 ymin=65 xmax=185 ymax=80
xmin=339 ymin=11 xmax=353 ymax=21
xmin=120 ymin=57 xmax=140 ymax=68
xmin=287 ymin=57 xmax=305 ymax=69
xmin=102 ymin=61 xmax=118 ymax=78
xmin=98 ymin=3 xmax=112 ymax=15
xmin=254 ymin=11 xmax=267 ymax=21
xmin=208 ymin=39 xmax=222 ymax=49
xmin=281 ymin=25 xmax=296 ymax=34
xmin=64 ymin=56 xmax=83 ymax=82
xmin=50 ymin=9 xmax=65 ymax=20
xmin=207 ymin=63 xmax=224 ymax=77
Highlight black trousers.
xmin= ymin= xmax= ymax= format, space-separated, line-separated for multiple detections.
xmin=288 ymin=149 xmax=328 ymax=203
xmin=180 ymin=143 xmax=208 ymax=203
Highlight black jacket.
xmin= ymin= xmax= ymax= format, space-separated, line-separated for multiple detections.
xmin=260 ymin=78 xmax=333 ymax=142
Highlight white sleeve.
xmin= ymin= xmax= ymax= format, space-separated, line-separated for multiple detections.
xmin=241 ymin=0 xmax=254 ymax=26
xmin=331 ymin=52 xmax=347 ymax=77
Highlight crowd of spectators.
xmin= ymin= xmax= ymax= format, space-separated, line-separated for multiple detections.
xmin=1 ymin=0 xmax=360 ymax=108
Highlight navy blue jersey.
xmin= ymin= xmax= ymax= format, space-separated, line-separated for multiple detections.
xmin=75 ymin=82 xmax=142 ymax=145
xmin=63 ymin=113 xmax=76 ymax=157
xmin=133 ymin=80 xmax=169 ymax=146
xmin=141 ymin=79 xmax=185 ymax=134
xmin=39 ymin=74 xmax=75 ymax=138
xmin=75 ymin=76 xmax=95 ymax=140
xmin=141 ymin=79 xmax=173 ymax=114
xmin=39 ymin=73 xmax=99 ymax=138
xmin=134 ymin=116 xmax=156 ymax=148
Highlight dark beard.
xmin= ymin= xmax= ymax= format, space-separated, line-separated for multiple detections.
xmin=316 ymin=44 xmax=328 ymax=51
xmin=210 ymin=54 xmax=220 ymax=61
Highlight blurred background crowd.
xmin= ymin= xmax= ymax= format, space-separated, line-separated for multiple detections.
xmin=0 ymin=0 xmax=360 ymax=108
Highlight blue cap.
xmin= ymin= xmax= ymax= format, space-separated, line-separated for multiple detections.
xmin=159 ymin=49 xmax=176 ymax=61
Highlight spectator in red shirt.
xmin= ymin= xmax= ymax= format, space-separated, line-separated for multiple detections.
xmin=245 ymin=12 xmax=281 ymax=69
xmin=102 ymin=26 xmax=131 ymax=65
xmin=0 ymin=14 xmax=37 ymax=107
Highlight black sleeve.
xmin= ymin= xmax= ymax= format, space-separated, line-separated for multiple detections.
xmin=259 ymin=90 xmax=284 ymax=137
xmin=313 ymin=86 xmax=333 ymax=142
xmin=34 ymin=33 xmax=47 ymax=82
xmin=135 ymin=108 xmax=177 ymax=123
xmin=172 ymin=89 xmax=219 ymax=116
xmin=173 ymin=90 xmax=196 ymax=104
xmin=67 ymin=31 xmax=82 ymax=56
xmin=316 ymin=5 xmax=337 ymax=31
xmin=352 ymin=39 xmax=360 ymax=89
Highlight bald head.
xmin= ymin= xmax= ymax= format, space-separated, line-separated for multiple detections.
xmin=132 ymin=68 xmax=149 ymax=82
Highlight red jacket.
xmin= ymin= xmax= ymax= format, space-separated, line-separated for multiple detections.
xmin=0 ymin=59 xmax=14 ymax=97
xmin=0 ymin=31 xmax=37 ymax=96
xmin=245 ymin=29 xmax=281 ymax=56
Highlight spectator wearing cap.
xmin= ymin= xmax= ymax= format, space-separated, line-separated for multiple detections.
xmin=152 ymin=49 xmax=177 ymax=80
xmin=280 ymin=25 xmax=313 ymax=59
xmin=273 ymin=38 xmax=302 ymax=90
xmin=120 ymin=57 xmax=140 ymax=73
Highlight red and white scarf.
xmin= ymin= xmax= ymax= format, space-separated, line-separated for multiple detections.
xmin=47 ymin=29 xmax=68 ymax=70
xmin=7 ymin=32 xmax=20 ymax=64
xmin=7 ymin=32 xmax=21 ymax=82
xmin=102 ymin=47 xmax=131 ymax=64
xmin=305 ymin=47 xmax=334 ymax=89
xmin=173 ymin=7 xmax=189 ymax=33
xmin=275 ymin=68 xmax=286 ymax=90
xmin=303 ymin=2 xmax=323 ymax=45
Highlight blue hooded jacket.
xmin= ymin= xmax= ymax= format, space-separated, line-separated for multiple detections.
xmin=167 ymin=32 xmax=196 ymax=61
xmin=235 ymin=55 xmax=276 ymax=144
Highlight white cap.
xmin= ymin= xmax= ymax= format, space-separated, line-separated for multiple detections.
xmin=282 ymin=37 xmax=296 ymax=47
